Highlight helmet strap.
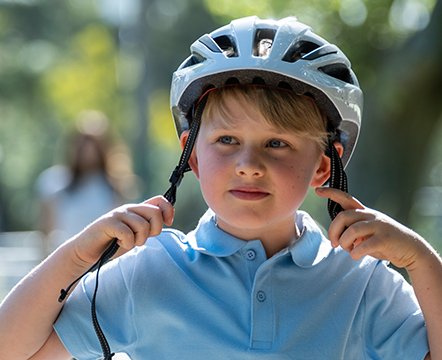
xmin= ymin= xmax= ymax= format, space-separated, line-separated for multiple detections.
xmin=164 ymin=92 xmax=209 ymax=206
xmin=325 ymin=136 xmax=348 ymax=220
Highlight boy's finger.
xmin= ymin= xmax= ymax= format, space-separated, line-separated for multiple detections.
xmin=337 ymin=219 xmax=375 ymax=252
xmin=127 ymin=204 xmax=165 ymax=238
xmin=143 ymin=196 xmax=175 ymax=226
xmin=315 ymin=187 xmax=364 ymax=211
xmin=348 ymin=235 xmax=390 ymax=261
xmin=126 ymin=211 xmax=156 ymax=246
xmin=328 ymin=209 xmax=374 ymax=248
xmin=108 ymin=222 xmax=136 ymax=250
xmin=107 ymin=211 xmax=152 ymax=248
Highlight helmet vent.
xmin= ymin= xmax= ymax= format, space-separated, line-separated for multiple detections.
xmin=319 ymin=64 xmax=354 ymax=85
xmin=252 ymin=77 xmax=266 ymax=85
xmin=177 ymin=55 xmax=204 ymax=71
xmin=225 ymin=77 xmax=240 ymax=85
xmin=253 ymin=29 xmax=276 ymax=58
xmin=213 ymin=35 xmax=238 ymax=57
xmin=278 ymin=81 xmax=293 ymax=90
xmin=282 ymin=41 xmax=321 ymax=63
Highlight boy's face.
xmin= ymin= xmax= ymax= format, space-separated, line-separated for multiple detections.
xmin=183 ymin=94 xmax=331 ymax=244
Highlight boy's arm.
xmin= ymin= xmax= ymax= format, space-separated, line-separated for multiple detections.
xmin=0 ymin=196 xmax=174 ymax=360
xmin=0 ymin=241 xmax=85 ymax=360
xmin=407 ymin=247 xmax=442 ymax=360
xmin=316 ymin=187 xmax=442 ymax=360
xmin=29 ymin=331 xmax=72 ymax=360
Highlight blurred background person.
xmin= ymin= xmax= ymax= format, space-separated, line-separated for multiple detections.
xmin=35 ymin=110 xmax=139 ymax=253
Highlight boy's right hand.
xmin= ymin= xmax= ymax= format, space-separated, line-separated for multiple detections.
xmin=69 ymin=195 xmax=174 ymax=268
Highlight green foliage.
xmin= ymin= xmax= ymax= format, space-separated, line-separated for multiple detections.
xmin=147 ymin=89 xmax=178 ymax=150
xmin=41 ymin=23 xmax=120 ymax=123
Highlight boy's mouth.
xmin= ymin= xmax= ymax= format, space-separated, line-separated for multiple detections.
xmin=229 ymin=187 xmax=270 ymax=201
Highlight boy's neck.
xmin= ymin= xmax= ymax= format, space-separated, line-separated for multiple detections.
xmin=215 ymin=215 xmax=301 ymax=258
xmin=262 ymin=225 xmax=301 ymax=258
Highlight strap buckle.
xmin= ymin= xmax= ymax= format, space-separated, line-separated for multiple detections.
xmin=169 ymin=166 xmax=184 ymax=187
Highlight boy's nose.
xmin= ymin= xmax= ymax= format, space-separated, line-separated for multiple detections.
xmin=235 ymin=149 xmax=265 ymax=178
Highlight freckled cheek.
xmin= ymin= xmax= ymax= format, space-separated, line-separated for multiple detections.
xmin=201 ymin=155 xmax=226 ymax=171
xmin=198 ymin=154 xmax=231 ymax=185
xmin=282 ymin=162 xmax=304 ymax=177
xmin=283 ymin=164 xmax=312 ymax=189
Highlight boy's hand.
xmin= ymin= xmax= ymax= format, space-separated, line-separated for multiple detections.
xmin=70 ymin=195 xmax=174 ymax=267
xmin=315 ymin=187 xmax=428 ymax=270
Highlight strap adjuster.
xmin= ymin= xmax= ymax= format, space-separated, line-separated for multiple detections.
xmin=169 ymin=166 xmax=184 ymax=187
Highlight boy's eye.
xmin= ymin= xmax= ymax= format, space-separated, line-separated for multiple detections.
xmin=268 ymin=139 xmax=287 ymax=148
xmin=219 ymin=136 xmax=236 ymax=144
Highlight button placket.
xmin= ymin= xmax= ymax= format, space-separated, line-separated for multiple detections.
xmin=250 ymin=260 xmax=274 ymax=351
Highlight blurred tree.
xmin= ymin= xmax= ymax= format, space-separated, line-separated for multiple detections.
xmin=0 ymin=0 xmax=125 ymax=231
xmin=349 ymin=0 xmax=442 ymax=253
xmin=349 ymin=0 xmax=442 ymax=218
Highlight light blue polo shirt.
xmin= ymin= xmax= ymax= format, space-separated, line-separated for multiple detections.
xmin=54 ymin=210 xmax=429 ymax=359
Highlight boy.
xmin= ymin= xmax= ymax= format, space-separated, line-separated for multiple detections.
xmin=0 ymin=16 xmax=441 ymax=360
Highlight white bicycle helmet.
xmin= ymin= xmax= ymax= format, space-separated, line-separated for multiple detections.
xmin=170 ymin=15 xmax=363 ymax=168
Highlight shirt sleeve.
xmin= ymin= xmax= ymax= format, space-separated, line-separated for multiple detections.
xmin=54 ymin=250 xmax=138 ymax=360
xmin=363 ymin=261 xmax=429 ymax=359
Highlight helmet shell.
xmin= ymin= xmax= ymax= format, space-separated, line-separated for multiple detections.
xmin=170 ymin=16 xmax=363 ymax=168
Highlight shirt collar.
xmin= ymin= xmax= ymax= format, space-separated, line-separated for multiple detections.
xmin=187 ymin=209 xmax=332 ymax=266
xmin=289 ymin=211 xmax=333 ymax=267
xmin=187 ymin=209 xmax=249 ymax=257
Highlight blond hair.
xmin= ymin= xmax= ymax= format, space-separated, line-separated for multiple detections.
xmin=201 ymin=85 xmax=329 ymax=152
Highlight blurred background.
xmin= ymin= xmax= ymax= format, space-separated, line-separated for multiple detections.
xmin=0 ymin=0 xmax=442 ymax=302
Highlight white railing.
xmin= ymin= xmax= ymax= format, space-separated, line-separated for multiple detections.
xmin=0 ymin=231 xmax=46 ymax=301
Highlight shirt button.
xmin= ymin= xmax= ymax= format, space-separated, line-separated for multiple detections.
xmin=245 ymin=250 xmax=256 ymax=260
xmin=257 ymin=291 xmax=266 ymax=302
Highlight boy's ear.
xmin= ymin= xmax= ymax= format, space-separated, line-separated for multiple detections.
xmin=179 ymin=130 xmax=200 ymax=179
xmin=310 ymin=142 xmax=344 ymax=187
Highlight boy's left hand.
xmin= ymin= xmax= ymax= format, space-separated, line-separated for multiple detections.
xmin=315 ymin=187 xmax=428 ymax=270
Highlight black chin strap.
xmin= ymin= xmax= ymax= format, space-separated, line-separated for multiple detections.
xmin=325 ymin=136 xmax=348 ymax=221
xmin=58 ymin=92 xmax=209 ymax=360
xmin=58 ymin=238 xmax=119 ymax=360
xmin=164 ymin=92 xmax=209 ymax=206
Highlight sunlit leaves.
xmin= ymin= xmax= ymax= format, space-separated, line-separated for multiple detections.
xmin=0 ymin=10 xmax=11 ymax=37
xmin=204 ymin=0 xmax=274 ymax=19
xmin=389 ymin=0 xmax=434 ymax=34
xmin=339 ymin=0 xmax=368 ymax=27
xmin=203 ymin=0 xmax=437 ymax=49
xmin=41 ymin=24 xmax=119 ymax=123
xmin=148 ymin=89 xmax=178 ymax=149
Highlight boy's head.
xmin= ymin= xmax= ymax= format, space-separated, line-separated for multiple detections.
xmin=202 ymin=85 xmax=329 ymax=153
xmin=166 ymin=15 xmax=363 ymax=219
